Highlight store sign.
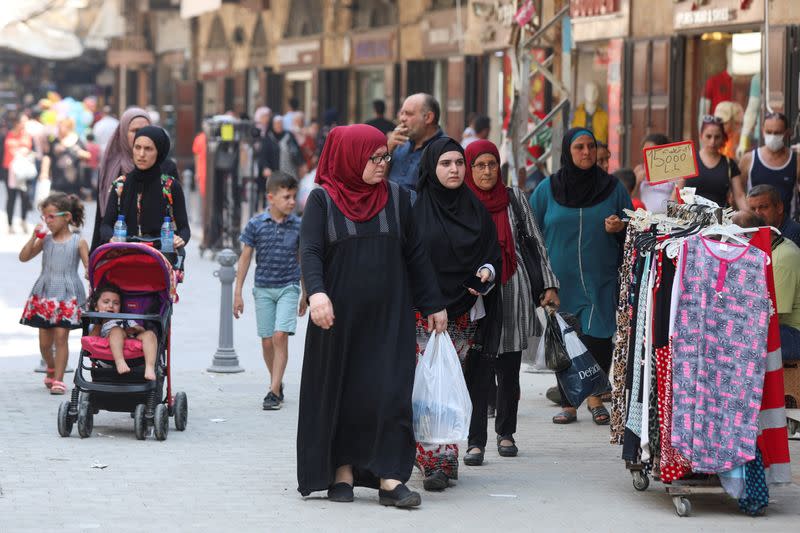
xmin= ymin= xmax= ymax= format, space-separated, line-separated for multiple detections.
xmin=570 ymin=0 xmax=619 ymax=17
xmin=644 ymin=141 xmax=699 ymax=184
xmin=277 ymin=40 xmax=321 ymax=68
xmin=422 ymin=9 xmax=461 ymax=56
xmin=351 ymin=32 xmax=395 ymax=65
xmin=675 ymin=7 xmax=736 ymax=28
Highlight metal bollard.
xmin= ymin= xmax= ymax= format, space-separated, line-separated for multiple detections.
xmin=34 ymin=351 xmax=73 ymax=373
xmin=208 ymin=249 xmax=244 ymax=373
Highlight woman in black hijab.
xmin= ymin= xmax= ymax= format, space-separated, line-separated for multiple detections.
xmin=100 ymin=126 xmax=190 ymax=248
xmin=530 ymin=127 xmax=631 ymax=425
xmin=412 ymin=137 xmax=501 ymax=492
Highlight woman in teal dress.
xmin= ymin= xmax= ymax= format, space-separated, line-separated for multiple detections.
xmin=530 ymin=127 xmax=632 ymax=425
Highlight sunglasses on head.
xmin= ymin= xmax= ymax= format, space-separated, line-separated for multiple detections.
xmin=702 ymin=115 xmax=723 ymax=125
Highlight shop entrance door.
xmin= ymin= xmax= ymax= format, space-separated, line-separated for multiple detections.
xmin=623 ymin=38 xmax=674 ymax=168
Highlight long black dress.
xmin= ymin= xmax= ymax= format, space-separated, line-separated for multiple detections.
xmin=297 ymin=182 xmax=444 ymax=496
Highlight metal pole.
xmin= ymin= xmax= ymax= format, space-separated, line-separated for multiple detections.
xmin=207 ymin=249 xmax=244 ymax=373
xmin=34 ymin=351 xmax=73 ymax=373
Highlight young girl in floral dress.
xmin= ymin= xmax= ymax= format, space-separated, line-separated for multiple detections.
xmin=19 ymin=193 xmax=89 ymax=394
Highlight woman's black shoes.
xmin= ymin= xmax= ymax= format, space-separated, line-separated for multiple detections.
xmin=378 ymin=483 xmax=421 ymax=508
xmin=497 ymin=435 xmax=519 ymax=457
xmin=422 ymin=471 xmax=449 ymax=491
xmin=463 ymin=447 xmax=485 ymax=466
xmin=327 ymin=482 xmax=354 ymax=502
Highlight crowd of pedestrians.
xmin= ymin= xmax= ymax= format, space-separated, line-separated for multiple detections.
xmin=10 ymin=88 xmax=800 ymax=510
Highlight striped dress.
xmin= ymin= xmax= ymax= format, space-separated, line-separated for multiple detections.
xmin=497 ymin=187 xmax=559 ymax=353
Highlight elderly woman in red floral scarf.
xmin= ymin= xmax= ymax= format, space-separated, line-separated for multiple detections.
xmin=463 ymin=139 xmax=560 ymax=465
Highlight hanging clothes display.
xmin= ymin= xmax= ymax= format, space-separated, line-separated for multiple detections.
xmin=612 ymin=201 xmax=791 ymax=517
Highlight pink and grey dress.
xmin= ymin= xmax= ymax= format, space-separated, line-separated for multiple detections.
xmin=671 ymin=236 xmax=771 ymax=473
xmin=20 ymin=233 xmax=86 ymax=329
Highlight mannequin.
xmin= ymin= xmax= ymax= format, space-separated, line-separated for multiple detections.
xmin=736 ymin=73 xmax=761 ymax=159
xmin=571 ymin=81 xmax=609 ymax=144
xmin=698 ymin=43 xmax=733 ymax=132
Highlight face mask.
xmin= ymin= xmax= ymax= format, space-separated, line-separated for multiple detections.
xmin=764 ymin=134 xmax=785 ymax=152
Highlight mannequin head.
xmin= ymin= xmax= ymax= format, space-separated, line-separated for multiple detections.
xmin=584 ymin=82 xmax=600 ymax=113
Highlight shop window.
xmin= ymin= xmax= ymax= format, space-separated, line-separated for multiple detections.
xmin=284 ymin=0 xmax=323 ymax=38
xmin=357 ymin=69 xmax=386 ymax=122
xmin=353 ymin=0 xmax=397 ymax=29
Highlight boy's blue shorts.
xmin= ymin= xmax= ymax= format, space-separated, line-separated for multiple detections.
xmin=253 ymin=284 xmax=300 ymax=338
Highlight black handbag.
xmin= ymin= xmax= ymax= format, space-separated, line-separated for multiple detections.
xmin=507 ymin=188 xmax=545 ymax=303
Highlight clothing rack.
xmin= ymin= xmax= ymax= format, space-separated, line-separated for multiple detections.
xmin=612 ymin=203 xmax=791 ymax=517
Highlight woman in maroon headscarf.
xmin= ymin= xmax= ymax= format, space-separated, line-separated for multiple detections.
xmin=297 ymin=124 xmax=447 ymax=508
xmin=463 ymin=140 xmax=560 ymax=464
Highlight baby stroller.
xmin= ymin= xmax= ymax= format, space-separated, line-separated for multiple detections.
xmin=57 ymin=242 xmax=187 ymax=441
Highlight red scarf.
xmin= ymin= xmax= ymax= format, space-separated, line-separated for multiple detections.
xmin=465 ymin=140 xmax=517 ymax=284
xmin=315 ymin=124 xmax=388 ymax=223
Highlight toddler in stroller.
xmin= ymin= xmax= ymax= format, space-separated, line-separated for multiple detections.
xmin=89 ymin=285 xmax=158 ymax=381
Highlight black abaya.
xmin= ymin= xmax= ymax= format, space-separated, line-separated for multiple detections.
xmin=297 ymin=184 xmax=444 ymax=496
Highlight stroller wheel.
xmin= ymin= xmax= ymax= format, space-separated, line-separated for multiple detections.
xmin=77 ymin=396 xmax=93 ymax=438
xmin=57 ymin=401 xmax=73 ymax=437
xmin=154 ymin=404 xmax=169 ymax=441
xmin=133 ymin=404 xmax=147 ymax=440
xmin=174 ymin=392 xmax=188 ymax=431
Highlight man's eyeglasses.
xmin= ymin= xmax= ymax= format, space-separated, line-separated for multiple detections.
xmin=368 ymin=154 xmax=392 ymax=164
xmin=41 ymin=211 xmax=67 ymax=221
xmin=471 ymin=162 xmax=499 ymax=172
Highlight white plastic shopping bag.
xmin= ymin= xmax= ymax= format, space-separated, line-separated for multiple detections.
xmin=412 ymin=331 xmax=472 ymax=444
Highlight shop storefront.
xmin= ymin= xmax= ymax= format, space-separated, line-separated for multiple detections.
xmin=570 ymin=1 xmax=629 ymax=170
xmin=418 ymin=8 xmax=468 ymax=137
xmin=276 ymin=39 xmax=321 ymax=120
xmin=197 ymin=14 xmax=233 ymax=117
xmin=673 ymin=0 xmax=766 ymax=157
xmin=351 ymin=31 xmax=398 ymax=123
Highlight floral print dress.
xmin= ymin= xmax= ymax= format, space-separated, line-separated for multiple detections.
xmin=20 ymin=233 xmax=86 ymax=329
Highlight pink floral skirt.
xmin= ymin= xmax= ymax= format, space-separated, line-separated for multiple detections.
xmin=20 ymin=295 xmax=82 ymax=329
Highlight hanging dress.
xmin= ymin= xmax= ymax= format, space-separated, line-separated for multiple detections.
xmin=671 ymin=235 xmax=771 ymax=473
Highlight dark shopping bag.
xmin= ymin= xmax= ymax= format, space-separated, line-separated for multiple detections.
xmin=543 ymin=310 xmax=571 ymax=372
xmin=554 ymin=313 xmax=611 ymax=406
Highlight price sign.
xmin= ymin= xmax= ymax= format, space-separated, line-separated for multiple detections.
xmin=643 ymin=141 xmax=698 ymax=184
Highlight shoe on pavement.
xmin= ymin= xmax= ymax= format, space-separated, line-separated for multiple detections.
xmin=497 ymin=435 xmax=519 ymax=457
xmin=422 ymin=471 xmax=448 ymax=491
xmin=262 ymin=391 xmax=282 ymax=410
xmin=463 ymin=447 xmax=485 ymax=466
xmin=379 ymin=483 xmax=421 ymax=508
xmin=327 ymin=482 xmax=354 ymax=503
xmin=545 ymin=386 xmax=561 ymax=405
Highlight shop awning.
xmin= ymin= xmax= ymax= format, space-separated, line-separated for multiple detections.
xmin=0 ymin=1 xmax=88 ymax=60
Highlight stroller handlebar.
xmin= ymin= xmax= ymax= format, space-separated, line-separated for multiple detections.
xmin=82 ymin=311 xmax=162 ymax=321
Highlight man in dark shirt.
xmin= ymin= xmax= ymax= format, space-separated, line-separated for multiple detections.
xmin=387 ymin=93 xmax=444 ymax=195
xmin=365 ymin=99 xmax=395 ymax=136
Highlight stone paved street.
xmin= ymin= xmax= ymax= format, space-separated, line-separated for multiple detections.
xmin=1 ymin=200 xmax=799 ymax=532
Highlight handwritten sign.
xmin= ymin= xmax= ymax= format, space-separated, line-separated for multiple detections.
xmin=643 ymin=141 xmax=699 ymax=184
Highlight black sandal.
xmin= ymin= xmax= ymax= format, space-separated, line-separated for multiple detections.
xmin=587 ymin=405 xmax=610 ymax=425
xmin=552 ymin=410 xmax=577 ymax=424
